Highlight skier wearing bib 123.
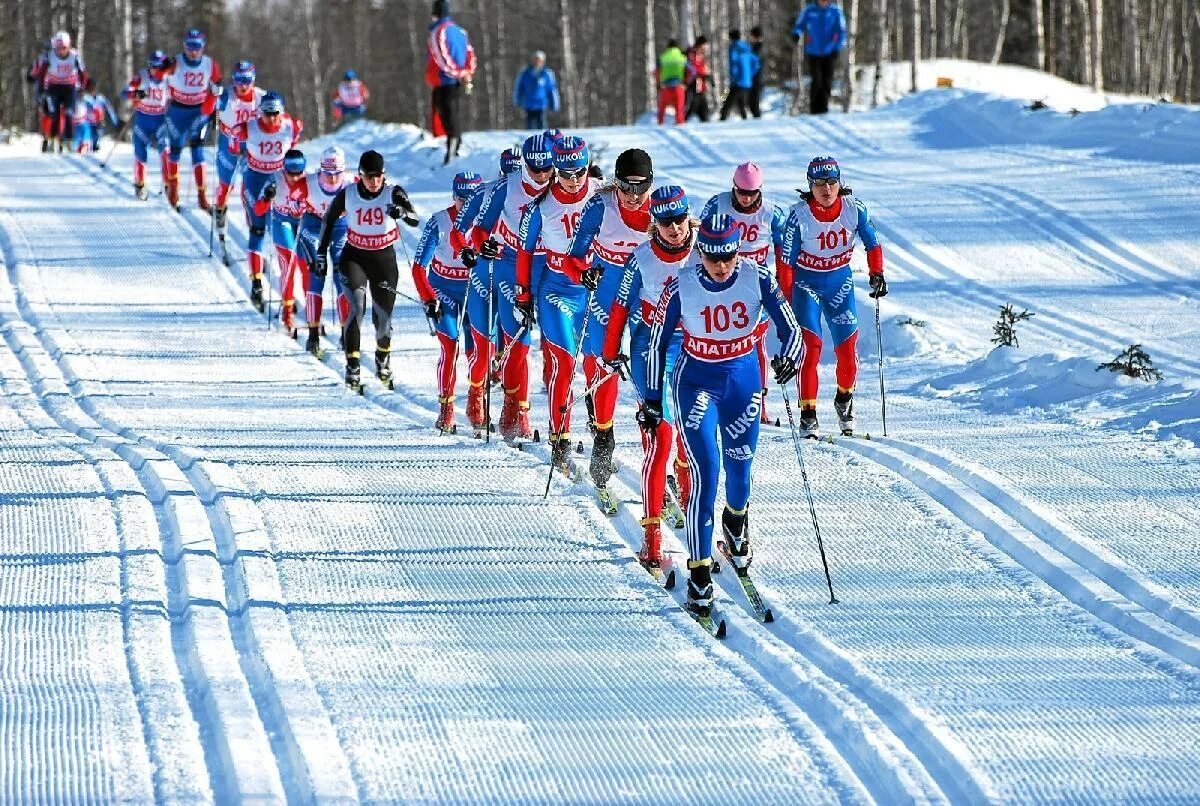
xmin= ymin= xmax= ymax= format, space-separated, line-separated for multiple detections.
xmin=777 ymin=156 xmax=886 ymax=438
xmin=645 ymin=214 xmax=802 ymax=618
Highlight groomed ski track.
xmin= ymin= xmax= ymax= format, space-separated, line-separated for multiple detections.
xmin=3 ymin=85 xmax=1200 ymax=802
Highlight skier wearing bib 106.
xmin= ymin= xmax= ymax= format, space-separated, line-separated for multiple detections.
xmin=124 ymin=51 xmax=172 ymax=200
xmin=456 ymin=133 xmax=556 ymax=442
xmin=778 ymin=156 xmax=886 ymax=438
xmin=253 ymin=148 xmax=312 ymax=336
xmin=300 ymin=146 xmax=353 ymax=358
xmin=515 ymin=136 xmax=602 ymax=474
xmin=564 ymin=148 xmax=653 ymax=492
xmin=333 ymin=71 xmax=369 ymax=126
xmin=230 ymin=91 xmax=302 ymax=312
xmin=412 ymin=171 xmax=485 ymax=434
xmin=602 ymin=185 xmax=697 ymax=569
xmin=163 ymin=29 xmax=222 ymax=212
xmin=700 ymin=162 xmax=788 ymax=426
xmin=645 ymin=214 xmax=802 ymax=619
xmin=214 ymin=61 xmax=265 ymax=233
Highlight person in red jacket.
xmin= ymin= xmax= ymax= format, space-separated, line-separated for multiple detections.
xmin=685 ymin=36 xmax=712 ymax=122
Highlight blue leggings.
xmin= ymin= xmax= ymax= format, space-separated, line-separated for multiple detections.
xmin=132 ymin=112 xmax=168 ymax=163
xmin=216 ymin=132 xmax=240 ymax=188
xmin=672 ymin=353 xmax=762 ymax=561
xmin=583 ymin=258 xmax=625 ymax=358
xmin=300 ymin=216 xmax=347 ymax=329
xmin=165 ymin=103 xmax=209 ymax=166
xmin=241 ymin=170 xmax=272 ymax=255
xmin=538 ymin=270 xmax=590 ymax=436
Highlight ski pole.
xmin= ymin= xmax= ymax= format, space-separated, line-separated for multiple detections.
xmin=559 ymin=356 xmax=623 ymax=415
xmin=779 ymin=380 xmax=839 ymax=604
xmin=484 ymin=258 xmax=494 ymax=443
xmin=100 ymin=121 xmax=125 ymax=168
xmin=544 ymin=294 xmax=593 ymax=500
xmin=874 ymin=291 xmax=887 ymax=437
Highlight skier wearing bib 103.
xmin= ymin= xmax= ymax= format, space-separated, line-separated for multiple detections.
xmin=230 ymin=91 xmax=302 ymax=312
xmin=645 ymin=214 xmax=802 ymax=619
xmin=124 ymin=51 xmax=172 ymax=201
xmin=163 ymin=28 xmax=221 ymax=212
xmin=564 ymin=148 xmax=653 ymax=492
xmin=214 ymin=61 xmax=265 ymax=233
xmin=456 ymin=133 xmax=556 ymax=442
xmin=300 ymin=146 xmax=353 ymax=358
xmin=515 ymin=136 xmax=602 ymax=474
xmin=412 ymin=171 xmax=485 ymax=434
xmin=252 ymin=148 xmax=312 ymax=336
xmin=700 ymin=162 xmax=788 ymax=426
xmin=777 ymin=156 xmax=887 ymax=438
xmin=602 ymin=185 xmax=697 ymax=570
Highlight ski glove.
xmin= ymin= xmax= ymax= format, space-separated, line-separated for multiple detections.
xmin=580 ymin=264 xmax=602 ymax=291
xmin=603 ymin=352 xmax=630 ymax=380
xmin=262 ymin=182 xmax=277 ymax=202
xmin=480 ymin=238 xmax=503 ymax=260
xmin=637 ymin=400 xmax=664 ymax=433
xmin=313 ymin=255 xmax=328 ymax=277
xmin=514 ymin=287 xmax=535 ymax=329
xmin=132 ymin=88 xmax=147 ymax=99
xmin=459 ymin=247 xmax=478 ymax=269
xmin=771 ymin=355 xmax=799 ymax=385
xmin=868 ymin=273 xmax=888 ymax=299
xmin=423 ymin=298 xmax=443 ymax=321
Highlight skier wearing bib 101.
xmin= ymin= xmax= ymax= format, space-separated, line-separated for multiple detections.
xmin=456 ymin=133 xmax=556 ymax=442
xmin=645 ymin=214 xmax=803 ymax=618
xmin=515 ymin=136 xmax=601 ymax=474
xmin=124 ymin=51 xmax=173 ymax=201
xmin=315 ymin=150 xmax=420 ymax=392
xmin=565 ymin=148 xmax=653 ymax=490
xmin=214 ymin=61 xmax=265 ymax=233
xmin=252 ymin=149 xmax=311 ymax=336
xmin=412 ymin=171 xmax=485 ymax=434
xmin=332 ymin=70 xmax=369 ymax=125
xmin=300 ymin=146 xmax=353 ymax=358
xmin=700 ymin=162 xmax=788 ymax=426
xmin=602 ymin=185 xmax=697 ymax=570
xmin=163 ymin=29 xmax=221 ymax=212
xmin=778 ymin=156 xmax=887 ymax=438
xmin=230 ymin=91 xmax=302 ymax=312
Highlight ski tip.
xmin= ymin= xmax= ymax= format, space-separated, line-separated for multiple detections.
xmin=775 ymin=418 xmax=781 ymax=427
xmin=664 ymin=569 xmax=677 ymax=590
xmin=715 ymin=619 xmax=728 ymax=639
xmin=576 ymin=441 xmax=584 ymax=454
xmin=764 ymin=609 xmax=775 ymax=623
xmin=532 ymin=429 xmax=541 ymax=443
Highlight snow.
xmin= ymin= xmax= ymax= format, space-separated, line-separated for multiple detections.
xmin=1 ymin=61 xmax=1199 ymax=801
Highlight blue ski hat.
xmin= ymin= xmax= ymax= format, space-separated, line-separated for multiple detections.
xmin=552 ymin=136 xmax=590 ymax=173
xmin=696 ymin=214 xmax=741 ymax=257
xmin=453 ymin=171 xmax=484 ymax=199
xmin=521 ymin=134 xmax=554 ymax=171
xmin=283 ymin=149 xmax=306 ymax=174
xmin=344 ymin=69 xmax=357 ymax=81
xmin=807 ymin=156 xmax=841 ymax=184
xmin=260 ymin=91 xmax=284 ymax=115
xmin=649 ymin=185 xmax=689 ymax=220
xmin=542 ymin=128 xmax=564 ymax=143
xmin=233 ymin=60 xmax=256 ymax=86
xmin=184 ymin=28 xmax=206 ymax=50
xmin=147 ymin=50 xmax=169 ymax=70
xmin=499 ymin=146 xmax=521 ymax=176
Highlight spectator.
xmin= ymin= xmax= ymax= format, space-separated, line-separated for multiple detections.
xmin=748 ymin=25 xmax=765 ymax=117
xmin=513 ymin=50 xmax=560 ymax=130
xmin=719 ymin=29 xmax=759 ymax=120
xmin=656 ymin=38 xmax=688 ymax=125
xmin=792 ymin=0 xmax=847 ymax=115
xmin=685 ymin=35 xmax=712 ymax=122
xmin=425 ymin=0 xmax=477 ymax=164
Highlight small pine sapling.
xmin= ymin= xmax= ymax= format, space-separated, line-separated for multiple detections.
xmin=1097 ymin=344 xmax=1163 ymax=381
xmin=992 ymin=304 xmax=1035 ymax=347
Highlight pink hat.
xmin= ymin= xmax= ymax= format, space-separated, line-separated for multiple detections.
xmin=732 ymin=162 xmax=763 ymax=192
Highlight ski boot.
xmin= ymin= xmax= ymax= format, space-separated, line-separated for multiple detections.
xmin=834 ymin=390 xmax=855 ymax=437
xmin=589 ymin=428 xmax=615 ymax=486
xmin=549 ymin=434 xmax=573 ymax=478
xmin=515 ymin=403 xmax=534 ymax=441
xmin=305 ymin=328 xmax=322 ymax=358
xmin=214 ymin=206 xmax=227 ymax=229
xmin=721 ymin=507 xmax=752 ymax=574
xmin=466 ymin=384 xmax=486 ymax=434
xmin=345 ymin=361 xmax=363 ymax=394
xmin=686 ymin=558 xmax=715 ymax=617
xmin=250 ymin=278 xmax=265 ymax=313
xmin=799 ymin=406 xmax=820 ymax=440
xmin=41 ymin=138 xmax=51 ymax=153
xmin=164 ymin=164 xmax=180 ymax=210
xmin=280 ymin=301 xmax=297 ymax=338
xmin=375 ymin=349 xmax=394 ymax=390
xmin=498 ymin=393 xmax=519 ymax=441
xmin=134 ymin=182 xmax=148 ymax=201
xmin=435 ymin=396 xmax=456 ymax=434
xmin=638 ymin=517 xmax=664 ymax=571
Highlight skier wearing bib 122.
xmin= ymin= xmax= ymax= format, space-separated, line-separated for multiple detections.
xmin=778 ymin=156 xmax=886 ymax=438
xmin=645 ymin=213 xmax=802 ymax=619
xmin=515 ymin=135 xmax=601 ymax=474
xmin=123 ymin=51 xmax=172 ymax=200
xmin=214 ymin=61 xmax=265 ymax=232
xmin=412 ymin=171 xmax=485 ymax=434
xmin=300 ymin=146 xmax=353 ymax=357
xmin=163 ymin=28 xmax=221 ymax=211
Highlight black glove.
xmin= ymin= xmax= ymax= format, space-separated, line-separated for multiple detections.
xmin=459 ymin=247 xmax=478 ymax=268
xmin=480 ymin=238 xmax=502 ymax=260
xmin=637 ymin=399 xmax=664 ymax=433
xmin=588 ymin=163 xmax=604 ymax=180
xmin=262 ymin=182 xmax=277 ymax=201
xmin=771 ymin=355 xmax=798 ymax=385
xmin=580 ymin=264 xmax=601 ymax=291
xmin=314 ymin=254 xmax=328 ymax=277
xmin=514 ymin=291 xmax=535 ymax=329
xmin=164 ymin=56 xmax=176 ymax=71
xmin=791 ymin=33 xmax=801 ymax=43
xmin=868 ymin=273 xmax=889 ymax=299
xmin=423 ymin=298 xmax=443 ymax=320
xmin=132 ymin=88 xmax=147 ymax=99
xmin=391 ymin=185 xmax=413 ymax=209
xmin=603 ymin=352 xmax=630 ymax=380
xmin=386 ymin=203 xmax=402 ymax=220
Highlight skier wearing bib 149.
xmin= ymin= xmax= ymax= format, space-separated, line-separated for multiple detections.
xmin=644 ymin=214 xmax=802 ymax=619
xmin=777 ymin=156 xmax=887 ymax=438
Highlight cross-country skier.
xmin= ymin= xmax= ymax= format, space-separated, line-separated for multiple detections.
xmin=300 ymin=146 xmax=352 ymax=357
xmin=332 ymin=70 xmax=369 ymax=126
xmin=314 ymin=150 xmax=419 ymax=392
xmin=412 ymin=171 xmax=485 ymax=433
xmin=163 ymin=28 xmax=221 ymax=211
xmin=645 ymin=213 xmax=802 ymax=619
xmin=83 ymin=79 xmax=119 ymax=152
xmin=123 ymin=51 xmax=173 ymax=201
xmin=515 ymin=135 xmax=601 ymax=474
xmin=602 ymin=185 xmax=697 ymax=569
xmin=69 ymin=91 xmax=94 ymax=154
xmin=27 ymin=42 xmax=52 ymax=152
xmin=254 ymin=148 xmax=311 ymax=336
xmin=700 ymin=162 xmax=788 ymax=425
xmin=565 ymin=148 xmax=653 ymax=498
xmin=455 ymin=133 xmax=556 ymax=442
xmin=34 ymin=32 xmax=87 ymax=153
xmin=230 ymin=90 xmax=302 ymax=312
xmin=214 ymin=61 xmax=265 ymax=237
xmin=778 ymin=156 xmax=886 ymax=437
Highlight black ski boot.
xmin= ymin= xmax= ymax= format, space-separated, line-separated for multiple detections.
xmin=214 ymin=206 xmax=227 ymax=229
xmin=345 ymin=360 xmax=362 ymax=394
xmin=134 ymin=182 xmax=148 ymax=201
xmin=686 ymin=559 xmax=715 ymax=617
xmin=250 ymin=278 xmax=265 ymax=313
xmin=375 ymin=349 xmax=394 ymax=390
xmin=550 ymin=435 xmax=573 ymax=478
xmin=834 ymin=390 xmax=855 ymax=436
xmin=589 ymin=428 xmax=615 ymax=487
xmin=305 ymin=328 xmax=322 ymax=358
xmin=799 ymin=406 xmax=819 ymax=440
xmin=721 ymin=507 xmax=752 ymax=574
xmin=584 ymin=393 xmax=597 ymax=434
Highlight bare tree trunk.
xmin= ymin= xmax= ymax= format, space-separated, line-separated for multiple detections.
xmin=645 ymin=0 xmax=656 ymax=118
xmin=1033 ymin=0 xmax=1046 ymax=69
xmin=301 ymin=0 xmax=326 ymax=135
xmin=557 ymin=0 xmax=578 ymax=127
xmin=625 ymin=0 xmax=635 ymax=123
xmin=910 ymin=0 xmax=920 ymax=91
xmin=873 ymin=0 xmax=888 ymax=107
xmin=952 ymin=0 xmax=967 ymax=58
xmin=843 ymin=0 xmax=859 ymax=111
xmin=991 ymin=0 xmax=1011 ymax=63
xmin=1089 ymin=0 xmax=1103 ymax=90
xmin=680 ymin=0 xmax=694 ymax=45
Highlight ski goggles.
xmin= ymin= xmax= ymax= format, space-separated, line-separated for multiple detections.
xmin=655 ymin=212 xmax=689 ymax=227
xmin=809 ymin=177 xmax=839 ymax=187
xmin=615 ymin=176 xmax=652 ymax=195
xmin=557 ymin=167 xmax=588 ymax=181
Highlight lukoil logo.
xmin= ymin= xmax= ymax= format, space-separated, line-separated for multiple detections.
xmin=724 ymin=393 xmax=762 ymax=440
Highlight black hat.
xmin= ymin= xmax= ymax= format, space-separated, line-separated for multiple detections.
xmin=730 ymin=29 xmax=741 ymax=40
xmin=432 ymin=0 xmax=449 ymax=17
xmin=358 ymin=150 xmax=385 ymax=175
xmin=694 ymin=35 xmax=709 ymax=47
xmin=615 ymin=148 xmax=653 ymax=181
xmin=750 ymin=25 xmax=763 ymax=38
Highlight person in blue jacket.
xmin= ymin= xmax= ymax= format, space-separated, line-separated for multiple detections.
xmin=792 ymin=0 xmax=847 ymax=114
xmin=719 ymin=29 xmax=760 ymax=120
xmin=513 ymin=50 xmax=560 ymax=130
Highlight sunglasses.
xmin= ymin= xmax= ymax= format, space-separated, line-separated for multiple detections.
xmin=261 ymin=111 xmax=280 ymax=117
xmin=656 ymin=213 xmax=689 ymax=227
xmin=360 ymin=171 xmax=384 ymax=179
xmin=526 ymin=164 xmax=553 ymax=175
xmin=810 ymin=177 xmax=839 ymax=187
xmin=615 ymin=177 xmax=652 ymax=195
xmin=733 ymin=186 xmax=760 ymax=196
xmin=703 ymin=252 xmax=738 ymax=264
xmin=558 ymin=167 xmax=587 ymax=181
